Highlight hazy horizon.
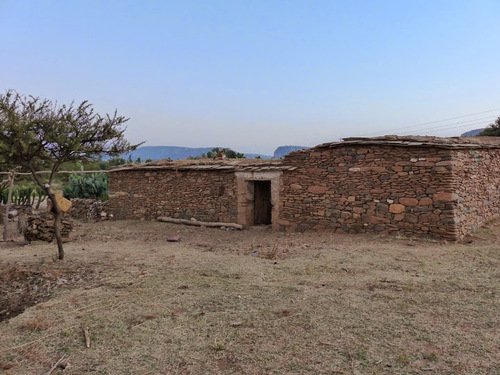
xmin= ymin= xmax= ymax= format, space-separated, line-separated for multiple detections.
xmin=1 ymin=1 xmax=499 ymax=154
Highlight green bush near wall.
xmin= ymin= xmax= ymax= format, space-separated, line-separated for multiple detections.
xmin=63 ymin=173 xmax=109 ymax=201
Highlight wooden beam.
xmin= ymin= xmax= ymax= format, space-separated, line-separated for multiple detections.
xmin=0 ymin=170 xmax=110 ymax=176
xmin=157 ymin=216 xmax=243 ymax=230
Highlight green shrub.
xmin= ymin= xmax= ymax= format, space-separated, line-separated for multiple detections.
xmin=1 ymin=184 xmax=47 ymax=208
xmin=63 ymin=173 xmax=109 ymax=201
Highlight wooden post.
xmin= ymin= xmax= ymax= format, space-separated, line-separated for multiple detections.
xmin=3 ymin=171 xmax=15 ymax=241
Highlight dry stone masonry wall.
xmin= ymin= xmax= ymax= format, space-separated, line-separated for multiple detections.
xmin=453 ymin=148 xmax=500 ymax=238
xmin=280 ymin=145 xmax=460 ymax=240
xmin=108 ymin=169 xmax=238 ymax=223
xmin=69 ymin=199 xmax=110 ymax=222
xmin=106 ymin=137 xmax=500 ymax=241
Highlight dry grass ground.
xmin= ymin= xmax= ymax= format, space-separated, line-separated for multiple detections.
xmin=0 ymin=220 xmax=499 ymax=374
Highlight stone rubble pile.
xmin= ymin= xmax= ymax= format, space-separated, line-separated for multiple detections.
xmin=23 ymin=213 xmax=73 ymax=243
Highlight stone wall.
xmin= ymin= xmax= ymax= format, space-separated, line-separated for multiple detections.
xmin=108 ymin=169 xmax=238 ymax=222
xmin=279 ymin=145 xmax=460 ymax=240
xmin=69 ymin=199 xmax=110 ymax=222
xmin=453 ymin=148 xmax=500 ymax=238
xmin=107 ymin=141 xmax=500 ymax=241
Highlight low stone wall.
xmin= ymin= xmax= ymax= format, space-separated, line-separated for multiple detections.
xmin=69 ymin=199 xmax=110 ymax=222
xmin=108 ymin=169 xmax=238 ymax=222
xmin=453 ymin=148 xmax=500 ymax=238
xmin=280 ymin=145 xmax=459 ymax=240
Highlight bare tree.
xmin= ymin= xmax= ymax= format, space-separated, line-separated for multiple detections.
xmin=0 ymin=90 xmax=142 ymax=259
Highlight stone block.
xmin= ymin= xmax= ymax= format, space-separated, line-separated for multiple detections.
xmin=341 ymin=211 xmax=352 ymax=219
xmin=399 ymin=198 xmax=418 ymax=206
xmin=415 ymin=161 xmax=435 ymax=167
xmin=308 ymin=185 xmax=328 ymax=194
xmin=307 ymin=167 xmax=325 ymax=174
xmin=389 ymin=204 xmax=405 ymax=214
xmin=436 ymin=160 xmax=454 ymax=166
xmin=420 ymin=213 xmax=439 ymax=223
xmin=325 ymin=209 xmax=341 ymax=218
xmin=376 ymin=203 xmax=389 ymax=212
xmin=404 ymin=214 xmax=419 ymax=223
xmin=432 ymin=166 xmax=448 ymax=173
xmin=419 ymin=197 xmax=433 ymax=206
xmin=434 ymin=192 xmax=459 ymax=202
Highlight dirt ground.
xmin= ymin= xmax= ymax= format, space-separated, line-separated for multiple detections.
xmin=0 ymin=220 xmax=499 ymax=374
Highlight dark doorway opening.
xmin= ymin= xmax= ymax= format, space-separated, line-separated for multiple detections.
xmin=253 ymin=181 xmax=272 ymax=225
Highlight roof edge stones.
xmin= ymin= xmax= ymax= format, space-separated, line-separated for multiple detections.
xmin=307 ymin=135 xmax=500 ymax=152
xmin=109 ymin=135 xmax=500 ymax=172
xmin=108 ymin=158 xmax=296 ymax=173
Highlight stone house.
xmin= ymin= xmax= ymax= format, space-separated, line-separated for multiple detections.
xmin=108 ymin=136 xmax=500 ymax=241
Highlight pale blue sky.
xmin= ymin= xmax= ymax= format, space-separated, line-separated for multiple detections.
xmin=1 ymin=1 xmax=499 ymax=154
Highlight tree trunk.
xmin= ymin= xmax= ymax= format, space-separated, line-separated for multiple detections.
xmin=26 ymin=164 xmax=65 ymax=260
xmin=3 ymin=172 xmax=15 ymax=241
xmin=47 ymin=192 xmax=65 ymax=260
xmin=53 ymin=208 xmax=64 ymax=260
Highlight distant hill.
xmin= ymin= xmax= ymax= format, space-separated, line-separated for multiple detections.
xmin=273 ymin=145 xmax=309 ymax=159
xmin=244 ymin=153 xmax=273 ymax=159
xmin=118 ymin=146 xmax=272 ymax=161
xmin=461 ymin=128 xmax=485 ymax=137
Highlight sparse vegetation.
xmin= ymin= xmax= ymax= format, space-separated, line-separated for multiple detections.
xmin=0 ymin=220 xmax=499 ymax=374
xmin=478 ymin=117 xmax=500 ymax=136
xmin=197 ymin=147 xmax=246 ymax=159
